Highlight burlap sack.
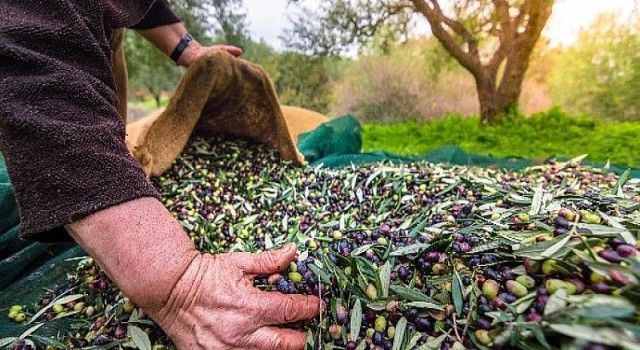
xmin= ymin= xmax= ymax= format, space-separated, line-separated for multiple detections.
xmin=111 ymin=31 xmax=329 ymax=177
xmin=280 ymin=106 xmax=329 ymax=143
xmin=126 ymin=105 xmax=328 ymax=163
xmin=125 ymin=51 xmax=303 ymax=177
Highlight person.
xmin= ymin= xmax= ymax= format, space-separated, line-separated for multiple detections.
xmin=0 ymin=1 xmax=321 ymax=349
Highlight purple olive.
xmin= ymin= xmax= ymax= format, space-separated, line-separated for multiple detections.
xmin=525 ymin=312 xmax=542 ymax=323
xmin=414 ymin=317 xmax=433 ymax=332
xmin=336 ymin=305 xmax=348 ymax=325
xmin=598 ymin=250 xmax=622 ymax=263
xmin=403 ymin=308 xmax=418 ymax=321
xmin=576 ymin=227 xmax=592 ymax=234
xmin=476 ymin=316 xmax=492 ymax=330
xmin=12 ymin=340 xmax=26 ymax=350
xmin=554 ymin=216 xmax=570 ymax=229
xmin=616 ymin=244 xmax=637 ymax=257
xmin=591 ymin=282 xmax=611 ymax=294
xmin=553 ymin=228 xmax=568 ymax=236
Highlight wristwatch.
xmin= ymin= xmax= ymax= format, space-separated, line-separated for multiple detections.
xmin=170 ymin=33 xmax=193 ymax=63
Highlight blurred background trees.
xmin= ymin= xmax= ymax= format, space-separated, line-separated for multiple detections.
xmin=125 ymin=0 xmax=640 ymax=124
xmin=286 ymin=0 xmax=554 ymax=125
xmin=546 ymin=14 xmax=640 ymax=121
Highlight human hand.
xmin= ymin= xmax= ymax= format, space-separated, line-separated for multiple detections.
xmin=178 ymin=42 xmax=243 ymax=67
xmin=147 ymin=243 xmax=321 ymax=350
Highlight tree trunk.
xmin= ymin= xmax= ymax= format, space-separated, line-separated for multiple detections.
xmin=149 ymin=86 xmax=162 ymax=108
xmin=411 ymin=0 xmax=553 ymax=125
xmin=475 ymin=60 xmax=526 ymax=125
xmin=477 ymin=87 xmax=501 ymax=125
xmin=475 ymin=73 xmax=509 ymax=125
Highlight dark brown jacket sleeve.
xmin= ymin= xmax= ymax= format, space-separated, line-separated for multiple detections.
xmin=0 ymin=0 xmax=159 ymax=242
xmin=130 ymin=0 xmax=181 ymax=30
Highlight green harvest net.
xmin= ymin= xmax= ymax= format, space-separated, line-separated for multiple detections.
xmin=1 ymin=115 xmax=638 ymax=338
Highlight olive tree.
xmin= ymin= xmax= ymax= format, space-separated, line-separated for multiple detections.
xmin=286 ymin=0 xmax=554 ymax=124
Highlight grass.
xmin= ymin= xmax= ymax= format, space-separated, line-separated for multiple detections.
xmin=128 ymin=96 xmax=170 ymax=111
xmin=361 ymin=107 xmax=640 ymax=168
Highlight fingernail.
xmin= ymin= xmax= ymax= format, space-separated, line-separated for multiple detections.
xmin=284 ymin=243 xmax=296 ymax=252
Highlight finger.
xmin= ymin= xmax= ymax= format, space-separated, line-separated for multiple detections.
xmin=217 ymin=45 xmax=243 ymax=57
xmin=236 ymin=243 xmax=297 ymax=275
xmin=226 ymin=46 xmax=243 ymax=57
xmin=249 ymin=326 xmax=308 ymax=350
xmin=256 ymin=292 xmax=321 ymax=325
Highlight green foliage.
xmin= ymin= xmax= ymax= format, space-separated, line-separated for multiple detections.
xmin=285 ymin=0 xmax=412 ymax=56
xmin=272 ymin=53 xmax=332 ymax=113
xmin=123 ymin=0 xmax=334 ymax=113
xmin=547 ymin=14 xmax=640 ymax=121
xmin=125 ymin=0 xmax=249 ymax=105
xmin=361 ymin=107 xmax=640 ymax=167
xmin=124 ymin=31 xmax=184 ymax=107
xmin=240 ymin=41 xmax=333 ymax=113
xmin=207 ymin=0 xmax=249 ymax=47
xmin=331 ymin=38 xmax=478 ymax=123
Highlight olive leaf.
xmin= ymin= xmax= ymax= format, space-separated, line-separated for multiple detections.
xmin=614 ymin=168 xmax=631 ymax=195
xmin=380 ymin=261 xmax=392 ymax=298
xmin=28 ymin=335 xmax=66 ymax=349
xmin=0 ymin=337 xmax=18 ymax=348
xmin=529 ymin=187 xmax=544 ymax=215
xmin=417 ymin=333 xmax=447 ymax=350
xmin=304 ymin=330 xmax=315 ymax=350
xmin=390 ymin=286 xmax=435 ymax=303
xmin=17 ymin=323 xmax=44 ymax=340
xmin=401 ymin=335 xmax=419 ymax=350
xmin=350 ymin=299 xmax=362 ymax=342
xmin=392 ymin=317 xmax=407 ymax=350
xmin=544 ymin=288 xmax=568 ymax=316
xmin=404 ymin=302 xmax=444 ymax=311
xmin=128 ymin=325 xmax=152 ymax=350
xmin=308 ymin=263 xmax=332 ymax=284
xmin=452 ymin=269 xmax=464 ymax=315
xmin=28 ymin=293 xmax=85 ymax=324
xmin=390 ymin=243 xmax=431 ymax=257
xmin=549 ymin=324 xmax=624 ymax=346
xmin=351 ymin=244 xmax=375 ymax=257
xmin=540 ymin=233 xmax=572 ymax=258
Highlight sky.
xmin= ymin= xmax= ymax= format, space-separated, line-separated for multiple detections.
xmin=242 ymin=0 xmax=638 ymax=49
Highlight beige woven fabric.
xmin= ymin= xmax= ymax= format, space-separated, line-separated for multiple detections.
xmin=123 ymin=51 xmax=332 ymax=177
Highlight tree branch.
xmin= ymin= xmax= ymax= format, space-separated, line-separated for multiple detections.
xmin=486 ymin=0 xmax=512 ymax=76
xmin=491 ymin=0 xmax=512 ymax=35
xmin=411 ymin=0 xmax=482 ymax=76
xmin=498 ymin=0 xmax=553 ymax=96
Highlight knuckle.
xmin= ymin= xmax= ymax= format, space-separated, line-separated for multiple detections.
xmin=282 ymin=297 xmax=298 ymax=323
xmin=264 ymin=252 xmax=282 ymax=270
xmin=303 ymin=296 xmax=316 ymax=316
xmin=255 ymin=330 xmax=282 ymax=350
xmin=271 ymin=334 xmax=283 ymax=350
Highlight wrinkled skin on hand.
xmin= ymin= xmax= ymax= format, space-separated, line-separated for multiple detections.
xmin=149 ymin=244 xmax=322 ymax=350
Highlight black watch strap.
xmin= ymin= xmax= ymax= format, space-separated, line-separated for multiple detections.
xmin=170 ymin=33 xmax=193 ymax=63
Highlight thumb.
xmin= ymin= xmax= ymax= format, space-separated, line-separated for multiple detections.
xmin=237 ymin=243 xmax=297 ymax=275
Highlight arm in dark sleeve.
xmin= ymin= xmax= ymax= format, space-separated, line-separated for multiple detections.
xmin=129 ymin=0 xmax=181 ymax=30
xmin=0 ymin=3 xmax=158 ymax=242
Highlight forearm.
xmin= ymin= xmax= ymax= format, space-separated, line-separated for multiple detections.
xmin=65 ymin=197 xmax=199 ymax=311
xmin=65 ymin=198 xmax=320 ymax=350
xmin=136 ymin=23 xmax=203 ymax=67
